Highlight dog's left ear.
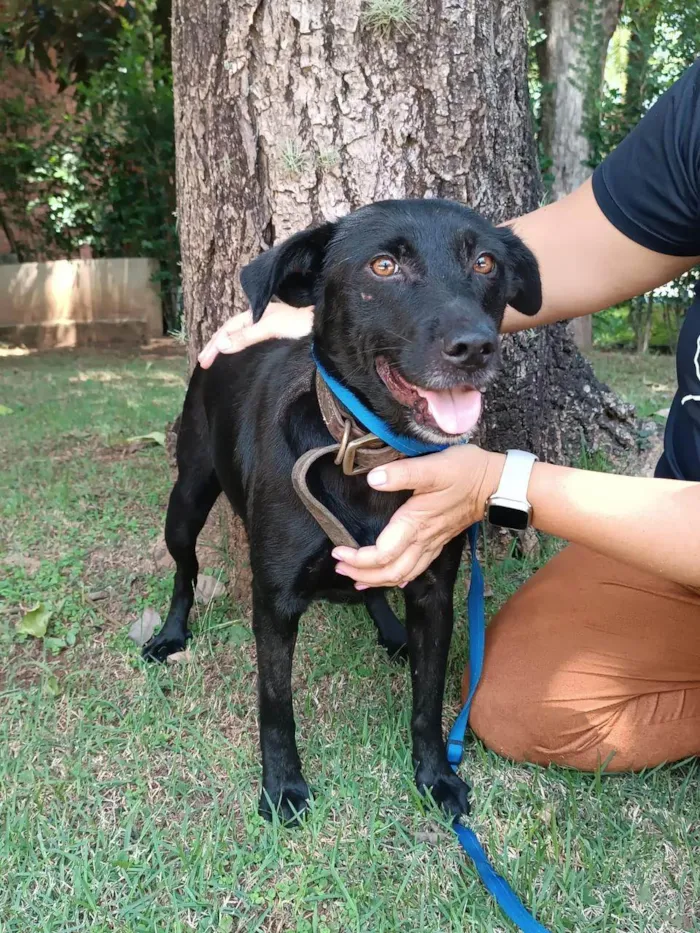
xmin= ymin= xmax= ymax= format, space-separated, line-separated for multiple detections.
xmin=240 ymin=222 xmax=337 ymax=322
xmin=498 ymin=227 xmax=542 ymax=316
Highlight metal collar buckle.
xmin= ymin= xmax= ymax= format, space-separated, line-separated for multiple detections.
xmin=333 ymin=419 xmax=382 ymax=475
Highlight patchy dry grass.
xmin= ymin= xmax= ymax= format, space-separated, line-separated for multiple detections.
xmin=1 ymin=345 xmax=698 ymax=932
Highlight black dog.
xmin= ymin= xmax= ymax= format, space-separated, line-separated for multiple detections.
xmin=144 ymin=199 xmax=541 ymax=822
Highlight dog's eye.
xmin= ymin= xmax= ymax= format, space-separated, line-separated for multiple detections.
xmin=370 ymin=256 xmax=398 ymax=277
xmin=473 ymin=254 xmax=495 ymax=275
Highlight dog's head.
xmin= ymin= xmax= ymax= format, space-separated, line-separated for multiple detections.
xmin=241 ymin=199 xmax=541 ymax=444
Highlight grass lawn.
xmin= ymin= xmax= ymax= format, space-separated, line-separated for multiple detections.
xmin=586 ymin=348 xmax=676 ymax=419
xmin=1 ymin=344 xmax=696 ymax=933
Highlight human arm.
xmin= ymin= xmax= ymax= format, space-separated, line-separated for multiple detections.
xmin=332 ymin=447 xmax=700 ymax=590
xmin=501 ymin=179 xmax=699 ymax=334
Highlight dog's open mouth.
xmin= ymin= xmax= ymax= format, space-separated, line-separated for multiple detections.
xmin=375 ymin=357 xmax=482 ymax=436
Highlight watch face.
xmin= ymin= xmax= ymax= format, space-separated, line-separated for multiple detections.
xmin=488 ymin=503 xmax=530 ymax=531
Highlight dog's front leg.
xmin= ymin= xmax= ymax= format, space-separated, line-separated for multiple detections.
xmin=404 ymin=546 xmax=470 ymax=818
xmin=252 ymin=584 xmax=310 ymax=823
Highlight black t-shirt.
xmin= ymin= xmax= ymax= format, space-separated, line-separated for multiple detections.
xmin=592 ymin=59 xmax=700 ymax=481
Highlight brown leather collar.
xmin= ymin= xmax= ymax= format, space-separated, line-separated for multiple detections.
xmin=291 ymin=370 xmax=405 ymax=548
xmin=315 ymin=371 xmax=404 ymax=476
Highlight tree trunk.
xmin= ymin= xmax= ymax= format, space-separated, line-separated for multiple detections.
xmin=172 ymin=0 xmax=637 ymax=594
xmin=631 ymin=292 xmax=654 ymax=354
xmin=534 ymin=0 xmax=622 ymax=202
xmin=570 ymin=314 xmax=593 ymax=351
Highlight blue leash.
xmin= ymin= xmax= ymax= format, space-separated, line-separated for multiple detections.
xmin=448 ymin=524 xmax=550 ymax=932
xmin=313 ymin=346 xmax=551 ymax=933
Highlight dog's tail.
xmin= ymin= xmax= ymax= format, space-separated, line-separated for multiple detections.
xmin=363 ymin=590 xmax=407 ymax=658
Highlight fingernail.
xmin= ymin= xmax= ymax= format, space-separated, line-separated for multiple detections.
xmin=335 ymin=564 xmax=349 ymax=576
xmin=332 ymin=548 xmax=351 ymax=560
xmin=355 ymin=584 xmax=369 ymax=591
xmin=399 ymin=582 xmax=407 ymax=589
xmin=368 ymin=469 xmax=387 ymax=487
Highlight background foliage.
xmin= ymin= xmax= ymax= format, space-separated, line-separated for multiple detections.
xmin=530 ymin=0 xmax=700 ymax=352
xmin=0 ymin=1 xmax=179 ymax=328
xmin=1 ymin=0 xmax=697 ymax=340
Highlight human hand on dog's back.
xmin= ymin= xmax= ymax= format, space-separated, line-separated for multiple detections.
xmin=198 ymin=301 xmax=313 ymax=368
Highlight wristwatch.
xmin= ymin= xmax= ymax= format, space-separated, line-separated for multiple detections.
xmin=486 ymin=449 xmax=538 ymax=531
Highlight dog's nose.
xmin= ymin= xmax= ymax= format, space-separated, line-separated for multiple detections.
xmin=441 ymin=330 xmax=496 ymax=368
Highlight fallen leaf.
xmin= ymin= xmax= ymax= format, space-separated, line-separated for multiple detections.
xmin=128 ymin=607 xmax=161 ymax=646
xmin=655 ymin=407 xmax=670 ymax=419
xmin=0 ymin=404 xmax=12 ymax=415
xmin=195 ymin=574 xmax=226 ymax=604
xmin=126 ymin=431 xmax=166 ymax=447
xmin=166 ymin=649 xmax=192 ymax=664
xmin=416 ymin=831 xmax=439 ymax=845
xmin=16 ymin=603 xmax=52 ymax=638
xmin=87 ymin=589 xmax=109 ymax=601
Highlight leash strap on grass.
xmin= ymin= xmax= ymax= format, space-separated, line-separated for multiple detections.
xmin=447 ymin=523 xmax=551 ymax=933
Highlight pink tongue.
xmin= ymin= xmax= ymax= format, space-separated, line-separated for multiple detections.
xmin=416 ymin=386 xmax=483 ymax=435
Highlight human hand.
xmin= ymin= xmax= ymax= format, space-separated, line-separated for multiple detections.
xmin=198 ymin=301 xmax=314 ymax=369
xmin=333 ymin=445 xmax=505 ymax=588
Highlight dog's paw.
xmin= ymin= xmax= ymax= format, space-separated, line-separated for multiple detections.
xmin=417 ymin=770 xmax=471 ymax=818
xmin=259 ymin=778 xmax=311 ymax=825
xmin=142 ymin=629 xmax=191 ymax=663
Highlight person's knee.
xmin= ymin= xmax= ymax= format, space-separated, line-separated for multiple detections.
xmin=464 ymin=597 xmax=617 ymax=771
xmin=468 ymin=666 xmax=666 ymax=773
xmin=468 ymin=666 xmax=552 ymax=766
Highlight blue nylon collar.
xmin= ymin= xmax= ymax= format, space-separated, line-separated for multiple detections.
xmin=311 ymin=343 xmax=451 ymax=457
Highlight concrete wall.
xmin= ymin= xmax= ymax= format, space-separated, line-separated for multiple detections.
xmin=0 ymin=257 xmax=163 ymax=348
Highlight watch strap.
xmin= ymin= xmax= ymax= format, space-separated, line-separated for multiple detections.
xmin=493 ymin=449 xmax=538 ymax=506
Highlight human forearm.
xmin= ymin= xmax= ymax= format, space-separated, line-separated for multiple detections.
xmin=499 ymin=180 xmax=699 ymax=334
xmin=332 ymin=446 xmax=700 ymax=591
xmin=526 ymin=462 xmax=700 ymax=588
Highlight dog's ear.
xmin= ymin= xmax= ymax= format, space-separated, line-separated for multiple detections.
xmin=498 ymin=227 xmax=542 ymax=317
xmin=240 ymin=222 xmax=337 ymax=321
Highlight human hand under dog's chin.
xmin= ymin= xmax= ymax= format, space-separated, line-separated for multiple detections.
xmin=198 ymin=302 xmax=314 ymax=369
xmin=333 ymin=445 xmax=506 ymax=589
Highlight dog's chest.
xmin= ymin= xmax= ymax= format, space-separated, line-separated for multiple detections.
xmin=292 ymin=477 xmax=406 ymax=602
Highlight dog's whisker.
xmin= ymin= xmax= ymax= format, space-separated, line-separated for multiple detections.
xmin=383 ymin=329 xmax=412 ymax=345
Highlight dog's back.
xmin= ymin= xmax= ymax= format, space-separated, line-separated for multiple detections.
xmin=183 ymin=338 xmax=316 ymax=521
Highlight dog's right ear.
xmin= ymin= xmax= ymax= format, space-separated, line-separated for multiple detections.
xmin=240 ymin=222 xmax=337 ymax=321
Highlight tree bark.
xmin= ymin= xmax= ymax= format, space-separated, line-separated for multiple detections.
xmin=171 ymin=0 xmax=637 ymax=593
xmin=534 ymin=0 xmax=622 ymax=203
xmin=630 ymin=292 xmax=654 ymax=354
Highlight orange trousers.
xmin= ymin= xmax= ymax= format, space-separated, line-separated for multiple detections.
xmin=468 ymin=545 xmax=700 ymax=772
